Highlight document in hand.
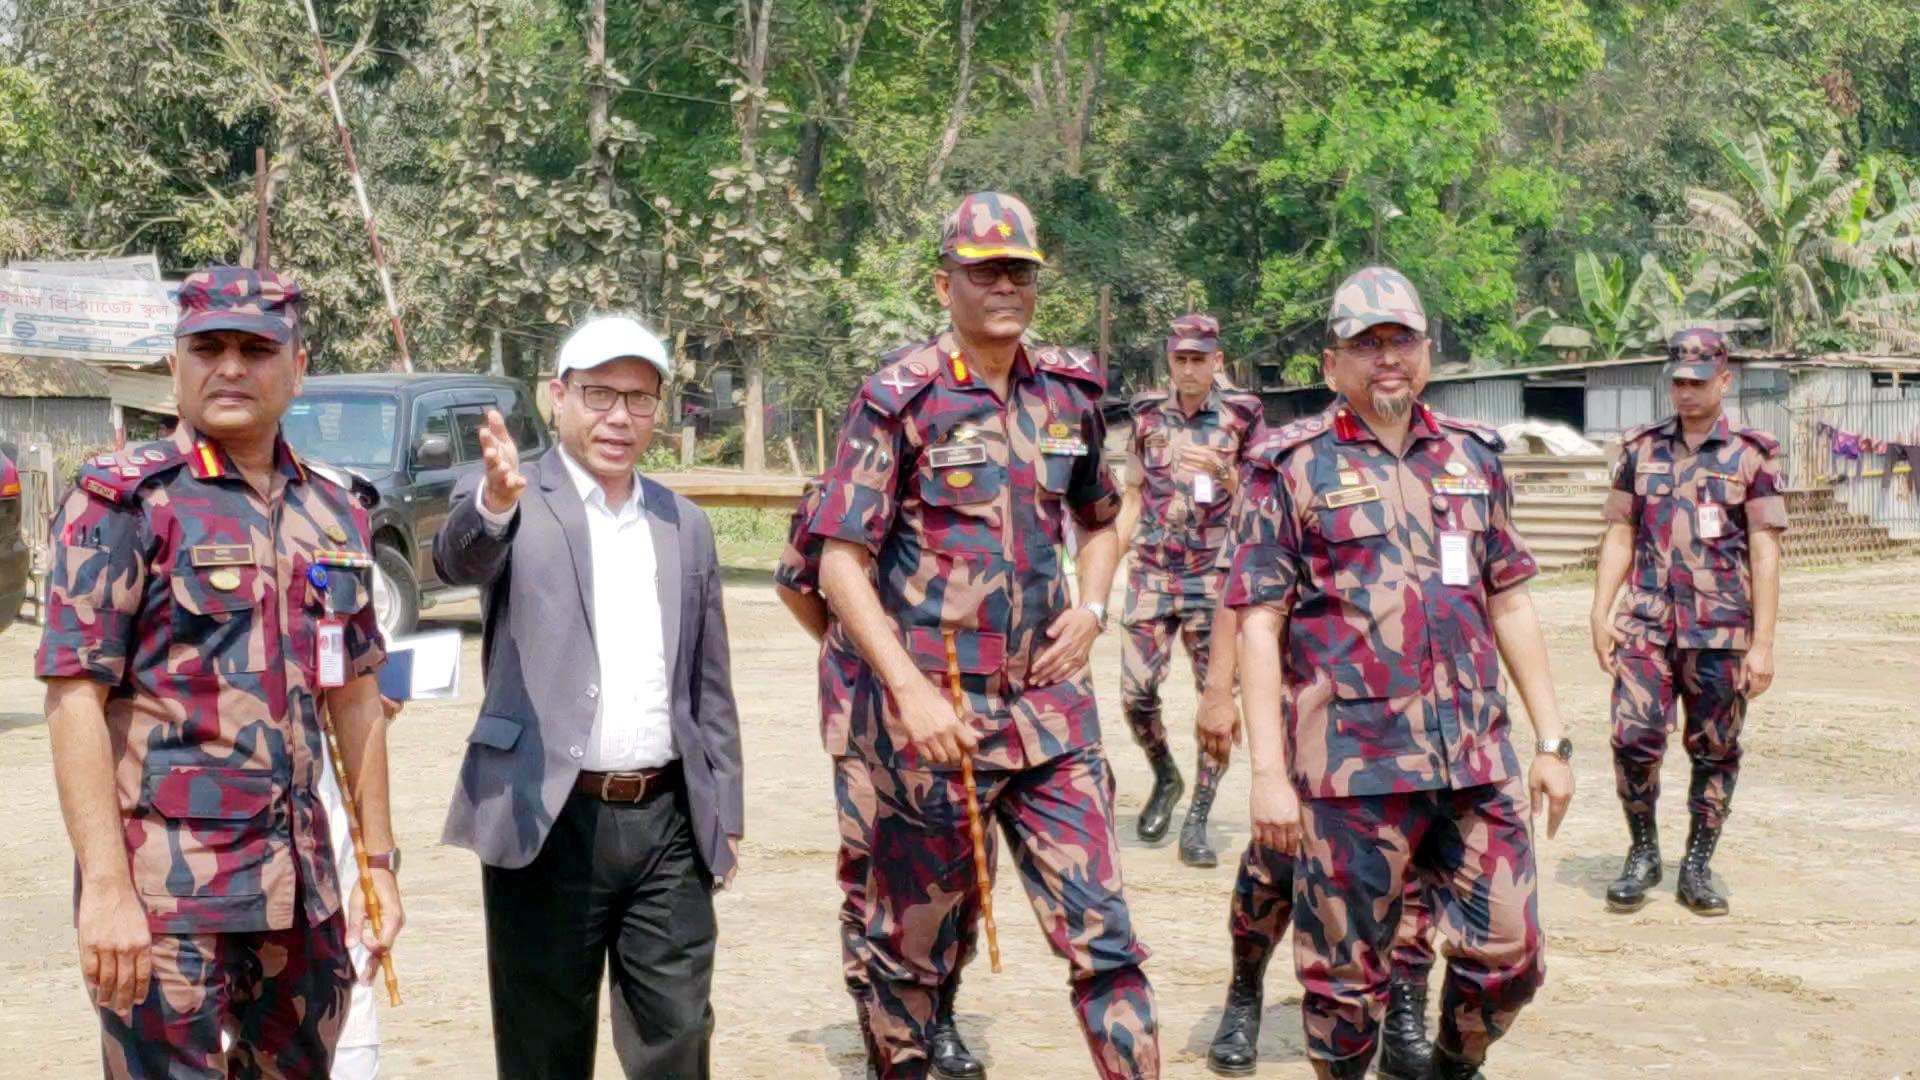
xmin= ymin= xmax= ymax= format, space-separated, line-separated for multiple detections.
xmin=376 ymin=629 xmax=464 ymax=701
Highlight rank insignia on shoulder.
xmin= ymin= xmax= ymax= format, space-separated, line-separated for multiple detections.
xmin=928 ymin=443 xmax=989 ymax=469
xmin=1323 ymin=484 xmax=1381 ymax=509
xmin=80 ymin=476 xmax=121 ymax=503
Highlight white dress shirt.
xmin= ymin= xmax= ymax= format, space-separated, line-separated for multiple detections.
xmin=479 ymin=448 xmax=676 ymax=770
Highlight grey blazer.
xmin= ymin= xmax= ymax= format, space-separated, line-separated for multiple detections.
xmin=433 ymin=453 xmax=743 ymax=877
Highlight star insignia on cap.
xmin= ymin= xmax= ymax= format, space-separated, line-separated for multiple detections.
xmin=996 ymin=222 xmax=1013 ymax=238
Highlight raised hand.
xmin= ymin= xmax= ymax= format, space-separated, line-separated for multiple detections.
xmin=478 ymin=409 xmax=527 ymax=514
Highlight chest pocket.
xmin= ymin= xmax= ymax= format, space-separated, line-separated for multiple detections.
xmin=1312 ymin=505 xmax=1395 ymax=592
xmin=916 ymin=462 xmax=1006 ymax=555
xmin=1634 ymin=469 xmax=1675 ymax=498
xmin=168 ymin=567 xmax=268 ymax=676
xmin=1702 ymin=474 xmax=1747 ymax=505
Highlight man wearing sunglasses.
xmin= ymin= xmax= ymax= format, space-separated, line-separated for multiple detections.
xmin=1229 ymin=267 xmax=1572 ymax=1080
xmin=435 ymin=315 xmax=744 ymax=1078
xmin=812 ymin=192 xmax=1159 ymax=1078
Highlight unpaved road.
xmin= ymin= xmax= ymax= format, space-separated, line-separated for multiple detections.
xmin=1 ymin=562 xmax=1917 ymax=1078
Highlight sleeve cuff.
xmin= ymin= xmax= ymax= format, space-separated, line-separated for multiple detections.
xmin=476 ymin=496 xmax=519 ymax=535
xmin=1746 ymin=495 xmax=1789 ymax=531
xmin=1601 ymin=490 xmax=1635 ymax=524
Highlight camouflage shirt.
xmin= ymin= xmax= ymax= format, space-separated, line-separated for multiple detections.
xmin=1125 ymin=388 xmax=1265 ymax=597
xmin=777 ymin=480 xmax=866 ymax=758
xmin=36 ymin=424 xmax=385 ymax=935
xmin=808 ymin=332 xmax=1121 ymax=771
xmin=1224 ymin=401 xmax=1538 ymax=799
xmin=1603 ymin=413 xmax=1789 ymax=651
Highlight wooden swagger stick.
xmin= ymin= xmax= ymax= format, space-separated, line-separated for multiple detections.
xmin=942 ymin=630 xmax=1001 ymax=974
xmin=320 ymin=709 xmax=402 ymax=1006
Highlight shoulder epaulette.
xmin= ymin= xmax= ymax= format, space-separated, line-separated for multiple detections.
xmin=859 ymin=343 xmax=943 ymax=418
xmin=1128 ymin=389 xmax=1169 ymax=415
xmin=1220 ymin=391 xmax=1265 ymax=426
xmin=1735 ymin=426 xmax=1780 ymax=457
xmin=1032 ymin=345 xmax=1106 ymax=395
xmin=74 ymin=441 xmax=186 ymax=506
xmin=307 ymin=459 xmax=381 ymax=510
xmin=1253 ymin=410 xmax=1334 ymax=467
xmin=1434 ymin=410 xmax=1507 ymax=452
xmin=1621 ymin=418 xmax=1669 ymax=445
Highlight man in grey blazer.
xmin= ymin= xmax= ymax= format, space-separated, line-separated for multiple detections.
xmin=435 ymin=315 xmax=742 ymax=1079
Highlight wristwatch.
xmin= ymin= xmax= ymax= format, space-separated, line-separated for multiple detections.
xmin=365 ymin=848 xmax=402 ymax=874
xmin=1536 ymin=737 xmax=1573 ymax=762
xmin=1081 ymin=601 xmax=1109 ymax=633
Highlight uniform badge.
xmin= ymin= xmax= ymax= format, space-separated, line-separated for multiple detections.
xmin=80 ymin=476 xmax=120 ymax=502
xmin=1445 ymin=461 xmax=1470 ymax=477
xmin=1430 ymin=476 xmax=1490 ymax=496
xmin=325 ymin=523 xmax=349 ymax=543
xmin=208 ymin=568 xmax=243 ymax=592
xmin=119 ymin=466 xmax=143 ymax=479
xmin=945 ymin=470 xmax=975 ymax=488
xmin=1048 ymin=421 xmax=1072 ymax=438
xmin=1338 ymin=469 xmax=1361 ymax=487
xmin=1145 ymin=433 xmax=1169 ymax=449
xmin=91 ymin=454 xmax=116 ymax=467
xmin=314 ymin=548 xmax=374 ymax=569
xmin=908 ymin=361 xmax=928 ymax=377
xmin=928 ymin=443 xmax=989 ymax=469
xmin=190 ymin=544 xmax=253 ymax=568
xmin=1039 ymin=437 xmax=1089 ymax=457
xmin=1323 ymin=484 xmax=1381 ymax=509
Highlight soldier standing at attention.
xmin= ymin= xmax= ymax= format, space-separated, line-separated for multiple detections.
xmin=1229 ymin=266 xmax=1573 ymax=1080
xmin=37 ymin=267 xmax=402 ymax=1077
xmin=1592 ymin=329 xmax=1786 ymax=917
xmin=1113 ymin=314 xmax=1265 ymax=865
xmin=776 ymin=479 xmax=989 ymax=1079
xmin=813 ymin=192 xmax=1158 ymax=1080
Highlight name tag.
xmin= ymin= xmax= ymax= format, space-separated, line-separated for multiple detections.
xmin=1637 ymin=461 xmax=1672 ymax=475
xmin=927 ymin=443 xmax=988 ymax=469
xmin=1323 ymin=484 xmax=1381 ymax=509
xmin=1698 ymin=503 xmax=1725 ymax=539
xmin=1440 ymin=531 xmax=1471 ymax=586
xmin=316 ymin=618 xmax=347 ymax=688
xmin=1192 ymin=472 xmax=1215 ymax=504
xmin=190 ymin=544 xmax=253 ymax=567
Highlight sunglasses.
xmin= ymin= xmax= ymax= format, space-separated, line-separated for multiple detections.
xmin=952 ymin=261 xmax=1039 ymax=287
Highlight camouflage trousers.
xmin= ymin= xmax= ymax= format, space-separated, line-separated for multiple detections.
xmin=1229 ymin=841 xmax=1435 ymax=984
xmin=1611 ymin=642 xmax=1747 ymax=828
xmin=1296 ymin=779 xmax=1544 ymax=1068
xmin=1120 ymin=589 xmax=1224 ymax=782
xmin=834 ymin=755 xmax=984 ymax=1009
xmin=865 ymin=744 xmax=1158 ymax=1080
xmin=99 ymin=909 xmax=351 ymax=1079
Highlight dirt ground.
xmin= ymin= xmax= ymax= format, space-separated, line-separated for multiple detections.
xmin=1 ymin=560 xmax=1917 ymax=1078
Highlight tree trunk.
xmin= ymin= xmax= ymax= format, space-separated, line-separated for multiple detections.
xmin=743 ymin=342 xmax=767 ymax=474
xmin=926 ymin=0 xmax=991 ymax=196
xmin=737 ymin=0 xmax=775 ymax=474
xmin=586 ymin=0 xmax=612 ymax=202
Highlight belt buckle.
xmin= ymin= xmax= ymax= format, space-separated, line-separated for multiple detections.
xmin=601 ymin=771 xmax=647 ymax=802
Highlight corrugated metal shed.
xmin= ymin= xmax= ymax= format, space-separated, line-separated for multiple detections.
xmin=0 ymin=352 xmax=114 ymax=450
xmin=0 ymin=352 xmax=110 ymax=397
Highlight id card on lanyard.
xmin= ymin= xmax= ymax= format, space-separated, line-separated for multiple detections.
xmin=1440 ymin=531 xmax=1472 ymax=587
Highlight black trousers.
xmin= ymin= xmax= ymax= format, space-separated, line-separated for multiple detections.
xmin=482 ymin=781 xmax=718 ymax=1079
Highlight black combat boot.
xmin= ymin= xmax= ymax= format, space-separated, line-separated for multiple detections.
xmin=1178 ymin=764 xmax=1220 ymax=867
xmin=1429 ymin=1044 xmax=1486 ymax=1080
xmin=1137 ymin=748 xmax=1184 ymax=842
xmin=1605 ymin=809 xmax=1661 ymax=913
xmin=1376 ymin=976 xmax=1433 ymax=1079
xmin=927 ymin=989 xmax=985 ymax=1080
xmin=1676 ymin=815 xmax=1729 ymax=916
xmin=1206 ymin=947 xmax=1268 ymax=1076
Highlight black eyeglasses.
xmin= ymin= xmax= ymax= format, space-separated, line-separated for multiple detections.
xmin=956 ymin=261 xmax=1039 ymax=287
xmin=1336 ymin=331 xmax=1427 ymax=356
xmin=575 ymin=384 xmax=661 ymax=417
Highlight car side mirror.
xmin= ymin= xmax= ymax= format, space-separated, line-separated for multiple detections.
xmin=413 ymin=433 xmax=452 ymax=471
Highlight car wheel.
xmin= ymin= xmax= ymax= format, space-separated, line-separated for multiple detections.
xmin=372 ymin=543 xmax=419 ymax=643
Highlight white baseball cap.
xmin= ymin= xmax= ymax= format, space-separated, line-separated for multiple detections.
xmin=555 ymin=315 xmax=671 ymax=382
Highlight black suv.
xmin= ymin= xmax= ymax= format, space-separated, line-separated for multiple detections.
xmin=284 ymin=373 xmax=549 ymax=641
xmin=0 ymin=444 xmax=27 ymax=634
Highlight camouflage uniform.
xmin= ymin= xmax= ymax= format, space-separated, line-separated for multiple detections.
xmin=1605 ymin=410 xmax=1787 ymax=828
xmin=808 ymin=187 xmax=1155 ymax=1080
xmin=35 ymin=269 xmax=382 ymax=1078
xmin=774 ymin=486 xmax=989 ymax=1059
xmin=1225 ymin=393 xmax=1545 ymax=1074
xmin=1120 ymin=321 xmax=1264 ymax=817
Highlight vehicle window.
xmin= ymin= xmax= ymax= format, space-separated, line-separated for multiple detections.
xmin=493 ymin=388 xmax=545 ymax=452
xmin=451 ymin=407 xmax=490 ymax=463
xmin=417 ymin=408 xmax=450 ymax=446
xmin=283 ymin=394 xmax=400 ymax=470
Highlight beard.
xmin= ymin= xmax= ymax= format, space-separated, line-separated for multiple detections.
xmin=1371 ymin=387 xmax=1414 ymax=420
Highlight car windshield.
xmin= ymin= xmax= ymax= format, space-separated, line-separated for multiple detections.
xmin=283 ymin=393 xmax=400 ymax=470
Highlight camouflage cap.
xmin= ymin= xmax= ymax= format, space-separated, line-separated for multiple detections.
xmin=1667 ymin=327 xmax=1730 ymax=380
xmin=1328 ymin=266 xmax=1427 ymax=340
xmin=175 ymin=267 xmax=303 ymax=344
xmin=940 ymin=192 xmax=1045 ymax=265
xmin=1167 ymin=313 xmax=1221 ymax=354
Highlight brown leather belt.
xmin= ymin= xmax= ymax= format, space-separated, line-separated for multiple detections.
xmin=574 ymin=763 xmax=681 ymax=803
